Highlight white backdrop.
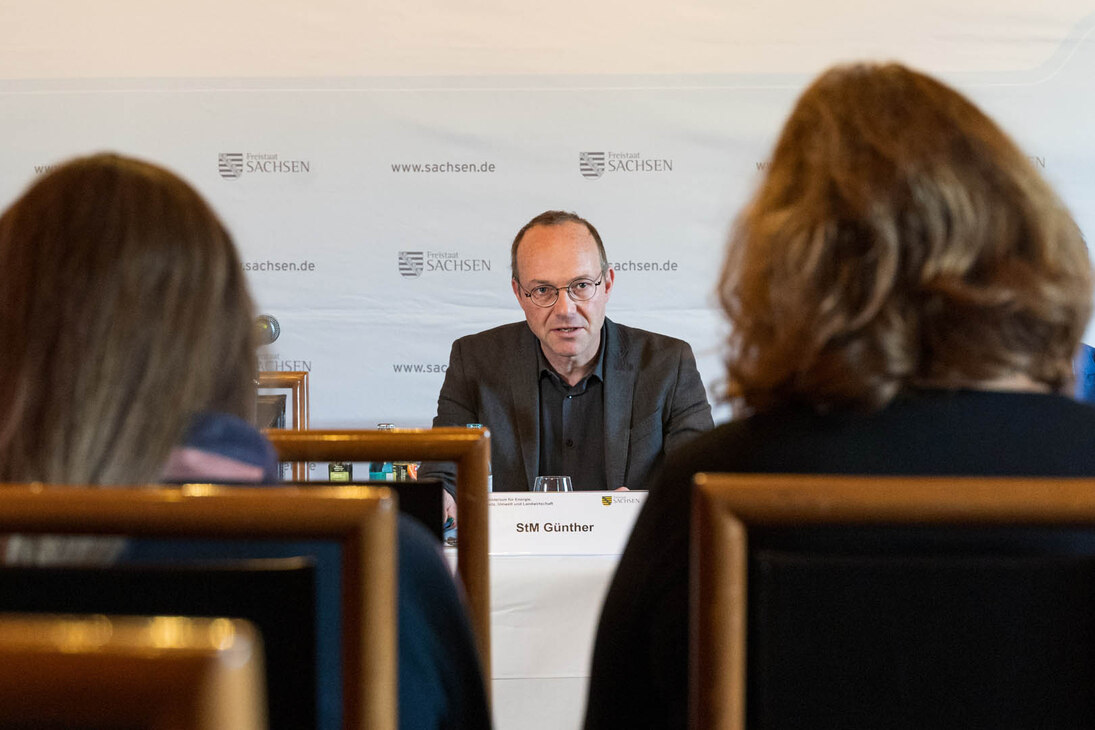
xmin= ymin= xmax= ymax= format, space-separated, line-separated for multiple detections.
xmin=2 ymin=2 xmax=1094 ymax=427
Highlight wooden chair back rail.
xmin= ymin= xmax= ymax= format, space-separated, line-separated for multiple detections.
xmin=0 ymin=484 xmax=397 ymax=730
xmin=690 ymin=473 xmax=1095 ymax=730
xmin=0 ymin=613 xmax=266 ymax=730
xmin=264 ymin=428 xmax=492 ymax=682
xmin=257 ymin=372 xmax=311 ymax=481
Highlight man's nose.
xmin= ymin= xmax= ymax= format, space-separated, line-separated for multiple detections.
xmin=552 ymin=289 xmax=577 ymax=315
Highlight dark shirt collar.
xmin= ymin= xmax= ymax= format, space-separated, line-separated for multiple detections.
xmin=536 ymin=326 xmax=607 ymax=387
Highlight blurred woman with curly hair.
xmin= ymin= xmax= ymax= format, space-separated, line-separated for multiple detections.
xmin=587 ymin=62 xmax=1095 ymax=729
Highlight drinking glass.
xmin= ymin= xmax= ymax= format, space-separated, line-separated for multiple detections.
xmin=533 ymin=475 xmax=574 ymax=492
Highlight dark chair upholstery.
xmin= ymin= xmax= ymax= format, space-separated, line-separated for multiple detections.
xmin=292 ymin=478 xmax=445 ymax=542
xmin=0 ymin=559 xmax=317 ymax=730
xmin=0 ymin=483 xmax=397 ymax=730
xmin=691 ymin=474 xmax=1095 ymax=730
xmin=747 ymin=537 xmax=1095 ymax=729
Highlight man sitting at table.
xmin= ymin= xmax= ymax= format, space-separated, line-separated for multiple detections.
xmin=420 ymin=210 xmax=713 ymax=519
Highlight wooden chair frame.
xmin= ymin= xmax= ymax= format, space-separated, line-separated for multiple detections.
xmin=0 ymin=613 xmax=267 ymax=730
xmin=264 ymin=427 xmax=492 ymax=682
xmin=691 ymin=473 xmax=1095 ymax=730
xmin=257 ymin=371 xmax=310 ymax=431
xmin=0 ymin=483 xmax=396 ymax=730
xmin=258 ymin=371 xmax=310 ymax=480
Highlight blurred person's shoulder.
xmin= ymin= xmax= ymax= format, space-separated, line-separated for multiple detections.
xmin=161 ymin=412 xmax=279 ymax=484
xmin=1075 ymin=344 xmax=1095 ymax=403
xmin=660 ymin=389 xmax=1095 ymax=479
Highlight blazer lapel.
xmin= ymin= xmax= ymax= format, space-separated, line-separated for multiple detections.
xmin=602 ymin=319 xmax=636 ymax=489
xmin=509 ymin=328 xmax=541 ymax=491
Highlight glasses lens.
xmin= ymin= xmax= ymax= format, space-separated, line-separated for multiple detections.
xmin=529 ymin=286 xmax=558 ymax=307
xmin=569 ymin=279 xmax=599 ymax=301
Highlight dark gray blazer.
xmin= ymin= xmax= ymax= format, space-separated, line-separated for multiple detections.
xmin=421 ymin=319 xmax=713 ymax=493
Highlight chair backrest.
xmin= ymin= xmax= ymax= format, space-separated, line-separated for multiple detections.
xmin=292 ymin=479 xmax=445 ymax=542
xmin=0 ymin=483 xmax=396 ymax=730
xmin=259 ymin=371 xmax=311 ymax=479
xmin=0 ymin=613 xmax=267 ymax=730
xmin=691 ymin=473 xmax=1095 ymax=730
xmin=0 ymin=559 xmax=316 ymax=730
xmin=265 ymin=427 xmax=492 ymax=680
xmin=258 ymin=371 xmax=310 ymax=430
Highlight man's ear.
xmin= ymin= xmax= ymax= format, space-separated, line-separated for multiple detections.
xmin=512 ymin=277 xmax=523 ymax=304
xmin=602 ymin=267 xmax=615 ymax=297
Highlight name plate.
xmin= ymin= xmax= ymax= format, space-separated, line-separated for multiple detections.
xmin=489 ymin=491 xmax=648 ymax=556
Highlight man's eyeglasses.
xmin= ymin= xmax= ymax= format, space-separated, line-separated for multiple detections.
xmin=517 ymin=276 xmax=604 ymax=308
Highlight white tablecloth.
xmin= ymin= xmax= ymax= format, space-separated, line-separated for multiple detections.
xmin=447 ymin=491 xmax=645 ymax=728
xmin=446 ymin=551 xmax=623 ymax=729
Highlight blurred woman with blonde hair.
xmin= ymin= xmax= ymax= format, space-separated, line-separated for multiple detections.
xmin=0 ymin=153 xmax=272 ymax=487
xmin=0 ymin=153 xmax=278 ymax=563
xmin=0 ymin=152 xmax=491 ymax=729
